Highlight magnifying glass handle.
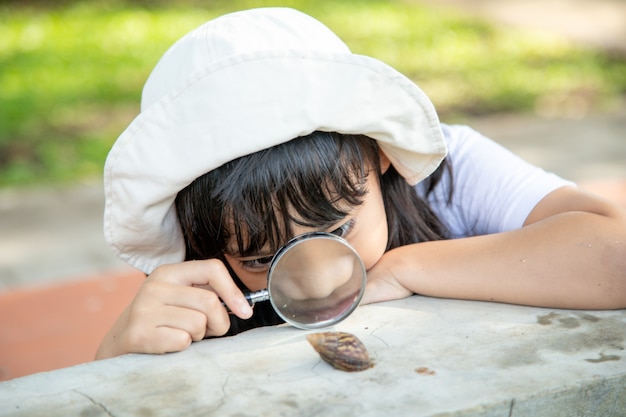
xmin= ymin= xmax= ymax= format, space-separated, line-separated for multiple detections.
xmin=222 ymin=289 xmax=270 ymax=312
xmin=245 ymin=289 xmax=270 ymax=305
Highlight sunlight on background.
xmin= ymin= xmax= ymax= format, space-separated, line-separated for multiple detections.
xmin=1 ymin=0 xmax=625 ymax=186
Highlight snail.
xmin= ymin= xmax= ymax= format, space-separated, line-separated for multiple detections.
xmin=306 ymin=331 xmax=374 ymax=372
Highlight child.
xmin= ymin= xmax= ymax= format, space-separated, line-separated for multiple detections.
xmin=97 ymin=7 xmax=626 ymax=359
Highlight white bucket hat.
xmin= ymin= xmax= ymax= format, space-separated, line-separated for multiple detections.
xmin=104 ymin=7 xmax=447 ymax=274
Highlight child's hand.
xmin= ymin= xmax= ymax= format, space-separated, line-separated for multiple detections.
xmin=95 ymin=259 xmax=253 ymax=360
xmin=361 ymin=248 xmax=414 ymax=304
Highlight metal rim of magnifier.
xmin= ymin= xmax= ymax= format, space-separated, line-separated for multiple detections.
xmin=267 ymin=231 xmax=367 ymax=329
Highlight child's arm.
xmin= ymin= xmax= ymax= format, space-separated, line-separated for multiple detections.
xmin=363 ymin=186 xmax=626 ymax=309
xmin=95 ymin=260 xmax=253 ymax=360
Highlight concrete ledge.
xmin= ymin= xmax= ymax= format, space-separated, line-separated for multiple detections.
xmin=1 ymin=297 xmax=624 ymax=416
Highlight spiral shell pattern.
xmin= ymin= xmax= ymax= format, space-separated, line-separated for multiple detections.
xmin=306 ymin=331 xmax=374 ymax=372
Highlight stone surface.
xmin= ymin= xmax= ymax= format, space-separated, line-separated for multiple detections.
xmin=1 ymin=297 xmax=624 ymax=416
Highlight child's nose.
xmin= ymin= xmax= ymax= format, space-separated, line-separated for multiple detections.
xmin=281 ymin=252 xmax=356 ymax=300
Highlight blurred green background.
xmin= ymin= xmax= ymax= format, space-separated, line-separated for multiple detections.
xmin=1 ymin=0 xmax=625 ymax=187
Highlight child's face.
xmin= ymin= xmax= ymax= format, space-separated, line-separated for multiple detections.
xmin=223 ymin=172 xmax=388 ymax=292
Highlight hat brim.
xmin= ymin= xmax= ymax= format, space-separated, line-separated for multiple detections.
xmin=104 ymin=50 xmax=447 ymax=273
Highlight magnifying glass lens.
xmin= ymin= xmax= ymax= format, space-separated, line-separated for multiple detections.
xmin=267 ymin=232 xmax=366 ymax=329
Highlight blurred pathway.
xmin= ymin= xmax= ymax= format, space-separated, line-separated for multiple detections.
xmin=415 ymin=0 xmax=626 ymax=54
xmin=0 ymin=182 xmax=132 ymax=291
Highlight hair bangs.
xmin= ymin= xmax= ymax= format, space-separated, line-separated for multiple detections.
xmin=175 ymin=132 xmax=380 ymax=261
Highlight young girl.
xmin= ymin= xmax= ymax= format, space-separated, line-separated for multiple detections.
xmin=97 ymin=7 xmax=626 ymax=359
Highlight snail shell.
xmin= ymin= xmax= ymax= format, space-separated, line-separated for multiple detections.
xmin=306 ymin=331 xmax=374 ymax=372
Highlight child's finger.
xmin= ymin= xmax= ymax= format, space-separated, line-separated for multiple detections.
xmin=149 ymin=260 xmax=253 ymax=319
xmin=140 ymin=281 xmax=242 ymax=333
xmin=155 ymin=305 xmax=211 ymax=342
xmin=145 ymin=326 xmax=193 ymax=354
xmin=153 ymin=299 xmax=231 ymax=339
xmin=149 ymin=259 xmax=232 ymax=287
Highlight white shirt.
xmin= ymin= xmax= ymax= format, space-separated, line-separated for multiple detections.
xmin=419 ymin=124 xmax=574 ymax=238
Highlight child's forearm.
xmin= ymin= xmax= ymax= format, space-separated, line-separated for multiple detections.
xmin=370 ymin=211 xmax=626 ymax=309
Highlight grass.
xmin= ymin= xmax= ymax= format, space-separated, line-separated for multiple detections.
xmin=1 ymin=0 xmax=625 ymax=186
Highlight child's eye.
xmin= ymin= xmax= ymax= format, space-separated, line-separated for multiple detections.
xmin=241 ymin=256 xmax=273 ymax=271
xmin=330 ymin=219 xmax=355 ymax=238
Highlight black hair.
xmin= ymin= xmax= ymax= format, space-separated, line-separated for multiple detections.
xmin=174 ymin=131 xmax=451 ymax=333
xmin=176 ymin=132 xmax=377 ymax=261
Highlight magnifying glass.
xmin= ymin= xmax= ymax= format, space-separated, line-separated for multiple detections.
xmin=235 ymin=232 xmax=366 ymax=329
